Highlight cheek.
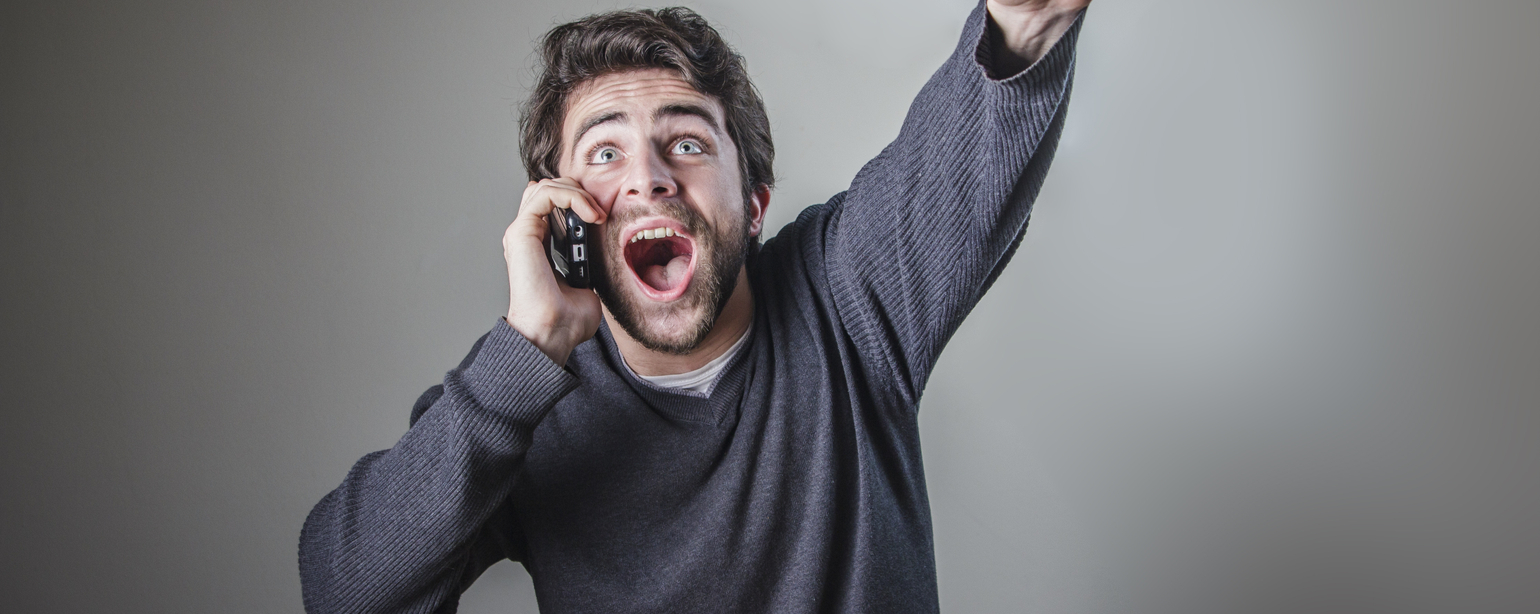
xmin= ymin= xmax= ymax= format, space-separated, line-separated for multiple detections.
xmin=676 ymin=166 xmax=740 ymax=211
xmin=575 ymin=170 xmax=626 ymax=213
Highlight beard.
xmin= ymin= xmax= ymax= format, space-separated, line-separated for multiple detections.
xmin=592 ymin=199 xmax=749 ymax=355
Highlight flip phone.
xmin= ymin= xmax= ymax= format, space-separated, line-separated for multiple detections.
xmin=545 ymin=208 xmax=591 ymax=288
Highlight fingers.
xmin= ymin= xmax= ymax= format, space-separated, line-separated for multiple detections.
xmin=507 ymin=177 xmax=605 ymax=271
xmin=519 ymin=178 xmax=607 ymax=225
xmin=501 ymin=178 xmax=608 ymax=367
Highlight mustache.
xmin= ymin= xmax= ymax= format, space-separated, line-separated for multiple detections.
xmin=603 ymin=199 xmax=708 ymax=238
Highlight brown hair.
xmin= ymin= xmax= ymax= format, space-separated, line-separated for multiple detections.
xmin=519 ymin=7 xmax=775 ymax=207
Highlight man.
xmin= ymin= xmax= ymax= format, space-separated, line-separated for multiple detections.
xmin=300 ymin=1 xmax=1088 ymax=611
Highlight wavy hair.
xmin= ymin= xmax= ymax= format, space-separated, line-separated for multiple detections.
xmin=519 ymin=7 xmax=775 ymax=209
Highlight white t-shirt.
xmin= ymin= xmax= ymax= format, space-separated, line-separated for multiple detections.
xmin=629 ymin=326 xmax=752 ymax=397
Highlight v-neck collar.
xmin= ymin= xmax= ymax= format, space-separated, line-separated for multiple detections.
xmin=594 ymin=317 xmax=755 ymax=425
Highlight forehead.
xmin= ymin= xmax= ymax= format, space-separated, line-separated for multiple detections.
xmin=563 ymin=69 xmax=723 ymax=138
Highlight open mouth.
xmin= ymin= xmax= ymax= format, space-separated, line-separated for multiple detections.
xmin=622 ymin=224 xmax=696 ymax=300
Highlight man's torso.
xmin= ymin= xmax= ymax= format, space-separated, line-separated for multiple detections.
xmin=507 ymin=206 xmax=939 ymax=613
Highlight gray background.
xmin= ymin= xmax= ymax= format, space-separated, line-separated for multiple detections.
xmin=2 ymin=0 xmax=1536 ymax=612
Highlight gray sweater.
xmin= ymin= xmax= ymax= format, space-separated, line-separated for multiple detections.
xmin=300 ymin=5 xmax=1081 ymax=612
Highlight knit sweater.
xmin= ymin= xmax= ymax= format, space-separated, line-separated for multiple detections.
xmin=299 ymin=5 xmax=1081 ymax=612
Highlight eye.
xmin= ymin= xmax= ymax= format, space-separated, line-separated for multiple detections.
xmin=672 ymin=139 xmax=704 ymax=155
xmin=589 ymin=146 xmax=621 ymax=165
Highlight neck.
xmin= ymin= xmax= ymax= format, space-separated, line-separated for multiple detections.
xmin=606 ymin=268 xmax=753 ymax=376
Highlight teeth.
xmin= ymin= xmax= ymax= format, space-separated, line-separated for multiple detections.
xmin=630 ymin=227 xmax=680 ymax=243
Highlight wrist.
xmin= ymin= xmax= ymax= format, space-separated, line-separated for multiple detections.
xmin=502 ymin=315 xmax=574 ymax=367
xmin=985 ymin=3 xmax=1082 ymax=76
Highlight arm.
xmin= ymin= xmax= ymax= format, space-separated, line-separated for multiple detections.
xmin=299 ymin=180 xmax=603 ymax=612
xmin=299 ymin=324 xmax=577 ymax=613
xmin=824 ymin=0 xmax=1086 ymax=403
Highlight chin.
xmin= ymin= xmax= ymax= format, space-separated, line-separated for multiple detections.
xmin=619 ymin=299 xmax=716 ymax=355
xmin=597 ymin=270 xmax=721 ymax=354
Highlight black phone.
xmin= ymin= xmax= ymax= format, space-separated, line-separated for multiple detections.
xmin=546 ymin=208 xmax=591 ymax=288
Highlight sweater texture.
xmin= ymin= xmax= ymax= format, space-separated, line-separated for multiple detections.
xmin=300 ymin=5 xmax=1082 ymax=612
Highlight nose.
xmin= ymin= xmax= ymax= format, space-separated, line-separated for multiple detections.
xmin=621 ymin=147 xmax=676 ymax=201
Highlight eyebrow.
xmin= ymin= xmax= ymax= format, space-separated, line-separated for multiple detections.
xmin=572 ymin=111 xmax=627 ymax=149
xmin=654 ymin=103 xmax=720 ymax=129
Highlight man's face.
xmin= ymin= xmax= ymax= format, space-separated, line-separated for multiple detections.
xmin=558 ymin=68 xmax=763 ymax=354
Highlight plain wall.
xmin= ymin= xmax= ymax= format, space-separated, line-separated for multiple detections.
xmin=2 ymin=1 xmax=1536 ymax=612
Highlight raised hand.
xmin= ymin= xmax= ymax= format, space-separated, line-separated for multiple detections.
xmin=503 ymin=178 xmax=609 ymax=366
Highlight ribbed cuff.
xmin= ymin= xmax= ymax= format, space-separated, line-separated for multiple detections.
xmin=967 ymin=4 xmax=1082 ymax=172
xmin=454 ymin=318 xmax=580 ymax=426
xmin=970 ymin=4 xmax=1085 ymax=85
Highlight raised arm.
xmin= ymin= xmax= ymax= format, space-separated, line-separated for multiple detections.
xmin=822 ymin=0 xmax=1086 ymax=404
xmin=299 ymin=178 xmax=601 ymax=612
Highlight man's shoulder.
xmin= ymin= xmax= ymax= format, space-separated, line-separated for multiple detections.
xmin=751 ymin=195 xmax=848 ymax=276
xmin=747 ymin=197 xmax=853 ymax=338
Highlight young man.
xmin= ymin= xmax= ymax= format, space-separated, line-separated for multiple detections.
xmin=300 ymin=1 xmax=1089 ymax=612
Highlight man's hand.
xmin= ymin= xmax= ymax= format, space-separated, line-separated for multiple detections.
xmin=985 ymin=0 xmax=1090 ymax=76
xmin=503 ymin=178 xmax=608 ymax=367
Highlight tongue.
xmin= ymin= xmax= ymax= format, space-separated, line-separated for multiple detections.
xmin=639 ymin=254 xmax=691 ymax=292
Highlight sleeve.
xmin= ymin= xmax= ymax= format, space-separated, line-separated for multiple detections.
xmin=298 ymin=320 xmax=578 ymax=613
xmin=824 ymin=3 xmax=1083 ymax=405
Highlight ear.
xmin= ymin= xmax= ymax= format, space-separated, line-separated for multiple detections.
xmin=746 ymin=184 xmax=771 ymax=237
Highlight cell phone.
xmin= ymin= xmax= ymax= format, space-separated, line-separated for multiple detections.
xmin=545 ymin=208 xmax=591 ymax=288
